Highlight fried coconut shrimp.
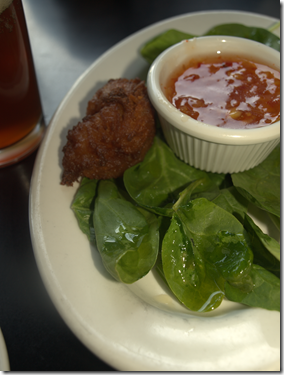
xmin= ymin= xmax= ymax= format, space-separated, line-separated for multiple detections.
xmin=61 ymin=78 xmax=156 ymax=186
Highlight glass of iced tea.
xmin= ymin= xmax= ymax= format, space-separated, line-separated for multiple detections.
xmin=0 ymin=0 xmax=45 ymax=167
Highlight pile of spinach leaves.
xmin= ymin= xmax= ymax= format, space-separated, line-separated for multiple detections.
xmin=70 ymin=22 xmax=280 ymax=313
xmin=71 ymin=137 xmax=280 ymax=313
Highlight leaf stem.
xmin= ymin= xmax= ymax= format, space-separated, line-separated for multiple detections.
xmin=173 ymin=178 xmax=205 ymax=211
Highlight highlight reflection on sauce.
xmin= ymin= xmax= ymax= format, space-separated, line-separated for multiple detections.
xmin=164 ymin=56 xmax=280 ymax=129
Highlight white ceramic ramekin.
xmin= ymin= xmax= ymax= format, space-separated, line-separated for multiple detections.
xmin=147 ymin=36 xmax=280 ymax=173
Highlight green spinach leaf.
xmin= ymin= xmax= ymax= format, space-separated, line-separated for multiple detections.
xmin=123 ymin=137 xmax=216 ymax=217
xmin=162 ymin=212 xmax=225 ymax=312
xmin=244 ymin=214 xmax=280 ymax=277
xmin=191 ymin=185 xmax=249 ymax=224
xmin=212 ymin=186 xmax=249 ymax=224
xmin=225 ymin=264 xmax=280 ymax=311
xmin=71 ymin=177 xmax=98 ymax=241
xmin=268 ymin=213 xmax=280 ymax=231
xmin=140 ymin=29 xmax=196 ymax=64
xmin=162 ymin=198 xmax=254 ymax=312
xmin=93 ymin=180 xmax=160 ymax=283
xmin=205 ymin=23 xmax=280 ymax=51
xmin=231 ymin=144 xmax=280 ymax=218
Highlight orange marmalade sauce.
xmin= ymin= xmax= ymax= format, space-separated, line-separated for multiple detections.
xmin=164 ymin=56 xmax=280 ymax=129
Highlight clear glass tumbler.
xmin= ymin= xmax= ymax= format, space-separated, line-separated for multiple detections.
xmin=0 ymin=0 xmax=45 ymax=167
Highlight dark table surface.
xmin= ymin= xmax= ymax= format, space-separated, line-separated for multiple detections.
xmin=0 ymin=0 xmax=280 ymax=371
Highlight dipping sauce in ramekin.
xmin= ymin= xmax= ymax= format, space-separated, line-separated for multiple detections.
xmin=164 ymin=55 xmax=280 ymax=129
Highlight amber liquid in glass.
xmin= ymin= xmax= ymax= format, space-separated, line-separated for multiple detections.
xmin=0 ymin=0 xmax=42 ymax=149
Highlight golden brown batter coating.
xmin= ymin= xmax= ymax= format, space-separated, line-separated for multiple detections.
xmin=61 ymin=78 xmax=155 ymax=186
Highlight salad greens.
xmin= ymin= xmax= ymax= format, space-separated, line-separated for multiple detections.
xmin=71 ymin=138 xmax=280 ymax=312
xmin=140 ymin=23 xmax=280 ymax=65
xmin=70 ymin=22 xmax=280 ymax=313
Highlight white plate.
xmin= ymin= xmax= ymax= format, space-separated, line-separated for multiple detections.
xmin=29 ymin=11 xmax=280 ymax=371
